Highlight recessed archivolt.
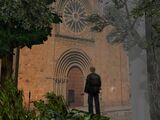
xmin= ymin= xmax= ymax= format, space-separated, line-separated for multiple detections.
xmin=56 ymin=54 xmax=88 ymax=77
xmin=55 ymin=48 xmax=92 ymax=81
xmin=59 ymin=53 xmax=90 ymax=73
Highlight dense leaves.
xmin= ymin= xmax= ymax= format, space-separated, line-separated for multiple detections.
xmin=67 ymin=109 xmax=110 ymax=120
xmin=0 ymin=0 xmax=62 ymax=57
xmin=0 ymin=79 xmax=35 ymax=120
xmin=0 ymin=0 xmax=61 ymax=30
xmin=87 ymin=0 xmax=160 ymax=49
xmin=132 ymin=0 xmax=160 ymax=48
xmin=131 ymin=0 xmax=160 ymax=17
xmin=44 ymin=0 xmax=56 ymax=5
xmin=86 ymin=14 xmax=109 ymax=32
xmin=86 ymin=0 xmax=137 ymax=49
xmin=0 ymin=80 xmax=110 ymax=120
xmin=33 ymin=92 xmax=68 ymax=120
xmin=33 ymin=92 xmax=110 ymax=120
xmin=132 ymin=1 xmax=160 ymax=120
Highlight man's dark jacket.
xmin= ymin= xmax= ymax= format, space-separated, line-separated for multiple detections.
xmin=84 ymin=73 xmax=101 ymax=94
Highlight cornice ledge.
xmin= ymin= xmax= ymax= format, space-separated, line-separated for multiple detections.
xmin=55 ymin=34 xmax=95 ymax=43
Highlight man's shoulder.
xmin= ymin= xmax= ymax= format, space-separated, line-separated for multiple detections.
xmin=93 ymin=73 xmax=100 ymax=77
xmin=87 ymin=73 xmax=100 ymax=77
xmin=87 ymin=73 xmax=93 ymax=76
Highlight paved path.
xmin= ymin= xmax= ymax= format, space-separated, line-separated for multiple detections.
xmin=103 ymin=106 xmax=132 ymax=120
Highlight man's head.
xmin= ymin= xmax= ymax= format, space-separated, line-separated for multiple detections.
xmin=90 ymin=66 xmax=95 ymax=73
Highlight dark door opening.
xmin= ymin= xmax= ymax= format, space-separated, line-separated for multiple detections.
xmin=67 ymin=67 xmax=84 ymax=107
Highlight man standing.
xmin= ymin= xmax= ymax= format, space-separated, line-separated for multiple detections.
xmin=84 ymin=66 xmax=101 ymax=115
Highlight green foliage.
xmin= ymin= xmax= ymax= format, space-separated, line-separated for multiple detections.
xmin=0 ymin=81 xmax=110 ymax=120
xmin=67 ymin=109 xmax=110 ymax=120
xmin=86 ymin=14 xmax=109 ymax=32
xmin=0 ymin=24 xmax=52 ymax=57
xmin=44 ymin=0 xmax=56 ymax=5
xmin=87 ymin=0 xmax=160 ymax=49
xmin=0 ymin=0 xmax=61 ymax=30
xmin=131 ymin=0 xmax=160 ymax=17
xmin=0 ymin=79 xmax=36 ymax=120
xmin=111 ymin=0 xmax=125 ymax=9
xmin=67 ymin=109 xmax=91 ymax=120
xmin=33 ymin=92 xmax=110 ymax=120
xmin=132 ymin=0 xmax=160 ymax=48
xmin=33 ymin=92 xmax=68 ymax=120
xmin=0 ymin=0 xmax=62 ymax=57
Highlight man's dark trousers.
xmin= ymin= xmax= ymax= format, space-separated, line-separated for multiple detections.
xmin=88 ymin=93 xmax=100 ymax=115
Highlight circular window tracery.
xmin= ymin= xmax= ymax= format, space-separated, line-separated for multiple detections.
xmin=63 ymin=0 xmax=87 ymax=33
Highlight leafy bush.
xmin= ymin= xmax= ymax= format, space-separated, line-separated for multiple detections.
xmin=67 ymin=109 xmax=110 ymax=120
xmin=33 ymin=92 xmax=68 ymax=120
xmin=0 ymin=80 xmax=110 ymax=120
xmin=33 ymin=93 xmax=110 ymax=120
xmin=0 ymin=79 xmax=36 ymax=120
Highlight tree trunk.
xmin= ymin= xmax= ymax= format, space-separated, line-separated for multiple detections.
xmin=146 ymin=16 xmax=160 ymax=120
xmin=0 ymin=51 xmax=13 ymax=86
xmin=147 ymin=47 xmax=160 ymax=120
xmin=12 ymin=48 xmax=20 ymax=87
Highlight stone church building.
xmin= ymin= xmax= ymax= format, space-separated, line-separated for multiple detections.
xmin=18 ymin=0 xmax=130 ymax=110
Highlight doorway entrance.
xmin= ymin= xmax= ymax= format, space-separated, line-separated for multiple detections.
xmin=67 ymin=66 xmax=84 ymax=107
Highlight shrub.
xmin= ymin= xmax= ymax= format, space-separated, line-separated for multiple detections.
xmin=33 ymin=92 xmax=68 ymax=120
xmin=0 ymin=79 xmax=36 ymax=120
xmin=0 ymin=80 xmax=110 ymax=120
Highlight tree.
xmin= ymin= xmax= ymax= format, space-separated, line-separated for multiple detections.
xmin=132 ymin=1 xmax=160 ymax=119
xmin=86 ymin=0 xmax=160 ymax=119
xmin=86 ymin=0 xmax=145 ymax=50
xmin=0 ymin=0 xmax=62 ymax=84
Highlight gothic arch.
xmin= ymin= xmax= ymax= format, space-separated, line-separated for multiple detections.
xmin=54 ymin=48 xmax=92 ymax=95
xmin=55 ymin=48 xmax=91 ymax=77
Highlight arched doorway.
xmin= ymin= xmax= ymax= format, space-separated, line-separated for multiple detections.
xmin=67 ymin=66 xmax=84 ymax=107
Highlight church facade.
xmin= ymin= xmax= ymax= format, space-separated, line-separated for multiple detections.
xmin=18 ymin=0 xmax=130 ymax=109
